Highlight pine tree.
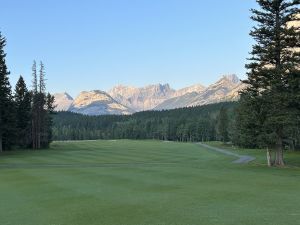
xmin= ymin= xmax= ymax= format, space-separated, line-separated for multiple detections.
xmin=31 ymin=60 xmax=40 ymax=149
xmin=0 ymin=32 xmax=15 ymax=151
xmin=38 ymin=61 xmax=48 ymax=148
xmin=14 ymin=76 xmax=32 ymax=148
xmin=31 ymin=61 xmax=53 ymax=149
xmin=39 ymin=61 xmax=53 ymax=148
xmin=239 ymin=0 xmax=300 ymax=166
xmin=31 ymin=60 xmax=49 ymax=149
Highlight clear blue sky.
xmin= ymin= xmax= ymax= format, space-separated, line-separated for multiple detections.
xmin=2 ymin=0 xmax=256 ymax=97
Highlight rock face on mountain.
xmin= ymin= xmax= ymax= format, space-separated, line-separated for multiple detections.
xmin=54 ymin=92 xmax=74 ymax=111
xmin=224 ymin=82 xmax=247 ymax=101
xmin=154 ymin=92 xmax=200 ymax=110
xmin=155 ymin=75 xmax=245 ymax=110
xmin=108 ymin=84 xmax=175 ymax=111
xmin=69 ymin=90 xmax=133 ymax=115
xmin=173 ymin=84 xmax=206 ymax=98
xmin=188 ymin=74 xmax=241 ymax=106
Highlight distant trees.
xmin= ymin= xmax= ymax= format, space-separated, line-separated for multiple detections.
xmin=217 ymin=107 xmax=229 ymax=143
xmin=234 ymin=0 xmax=300 ymax=166
xmin=0 ymin=31 xmax=55 ymax=151
xmin=52 ymin=102 xmax=235 ymax=142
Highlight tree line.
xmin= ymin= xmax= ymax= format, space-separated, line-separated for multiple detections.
xmin=52 ymin=102 xmax=236 ymax=143
xmin=0 ymin=32 xmax=55 ymax=151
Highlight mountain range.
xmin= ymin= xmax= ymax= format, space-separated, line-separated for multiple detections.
xmin=54 ymin=74 xmax=246 ymax=115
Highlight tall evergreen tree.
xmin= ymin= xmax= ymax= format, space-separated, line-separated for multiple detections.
xmin=31 ymin=60 xmax=40 ymax=149
xmin=0 ymin=32 xmax=15 ymax=151
xmin=237 ymin=0 xmax=300 ymax=166
xmin=31 ymin=61 xmax=53 ymax=149
xmin=32 ymin=60 xmax=47 ymax=148
xmin=14 ymin=76 xmax=32 ymax=148
xmin=38 ymin=61 xmax=47 ymax=148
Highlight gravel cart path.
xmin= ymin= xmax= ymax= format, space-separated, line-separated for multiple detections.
xmin=197 ymin=143 xmax=256 ymax=164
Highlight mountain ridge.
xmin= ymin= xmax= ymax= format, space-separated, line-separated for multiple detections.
xmin=68 ymin=90 xmax=134 ymax=115
xmin=154 ymin=75 xmax=243 ymax=110
xmin=54 ymin=74 xmax=245 ymax=115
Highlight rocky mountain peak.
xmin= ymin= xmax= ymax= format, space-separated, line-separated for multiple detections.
xmin=108 ymin=83 xmax=175 ymax=111
xmin=143 ymin=83 xmax=174 ymax=96
xmin=54 ymin=92 xmax=74 ymax=111
xmin=69 ymin=90 xmax=133 ymax=115
xmin=155 ymin=75 xmax=242 ymax=110
xmin=72 ymin=90 xmax=112 ymax=107
xmin=158 ymin=83 xmax=171 ymax=92
xmin=223 ymin=74 xmax=240 ymax=84
xmin=173 ymin=84 xmax=206 ymax=98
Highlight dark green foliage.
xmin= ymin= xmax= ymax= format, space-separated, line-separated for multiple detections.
xmin=232 ymin=94 xmax=264 ymax=148
xmin=14 ymin=76 xmax=32 ymax=148
xmin=217 ymin=107 xmax=229 ymax=143
xmin=0 ymin=31 xmax=54 ymax=151
xmin=52 ymin=102 xmax=237 ymax=142
xmin=44 ymin=93 xmax=55 ymax=148
xmin=235 ymin=0 xmax=300 ymax=166
xmin=0 ymin=32 xmax=15 ymax=151
xmin=31 ymin=61 xmax=40 ymax=149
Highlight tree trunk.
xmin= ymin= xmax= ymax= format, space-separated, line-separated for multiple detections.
xmin=267 ymin=148 xmax=272 ymax=167
xmin=32 ymin=119 xmax=36 ymax=149
xmin=274 ymin=136 xmax=285 ymax=166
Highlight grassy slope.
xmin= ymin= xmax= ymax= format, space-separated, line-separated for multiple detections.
xmin=0 ymin=140 xmax=299 ymax=225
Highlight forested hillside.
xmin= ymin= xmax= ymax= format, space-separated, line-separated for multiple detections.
xmin=53 ymin=102 xmax=237 ymax=142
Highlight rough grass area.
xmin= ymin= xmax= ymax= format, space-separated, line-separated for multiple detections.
xmin=205 ymin=141 xmax=300 ymax=167
xmin=0 ymin=140 xmax=300 ymax=225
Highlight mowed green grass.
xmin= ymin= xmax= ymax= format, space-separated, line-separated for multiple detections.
xmin=0 ymin=140 xmax=300 ymax=225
